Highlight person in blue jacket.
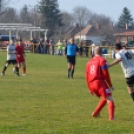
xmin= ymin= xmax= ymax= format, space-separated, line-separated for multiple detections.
xmin=65 ymin=38 xmax=79 ymax=78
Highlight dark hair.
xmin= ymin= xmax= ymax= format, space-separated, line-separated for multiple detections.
xmin=17 ymin=39 xmax=22 ymax=42
xmin=114 ymin=43 xmax=122 ymax=50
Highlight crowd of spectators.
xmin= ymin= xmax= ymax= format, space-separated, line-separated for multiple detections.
xmin=29 ymin=39 xmax=91 ymax=57
xmin=31 ymin=38 xmax=67 ymax=55
xmin=14 ymin=38 xmax=112 ymax=58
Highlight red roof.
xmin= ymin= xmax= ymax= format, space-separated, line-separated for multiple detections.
xmin=75 ymin=25 xmax=104 ymax=36
xmin=114 ymin=31 xmax=134 ymax=36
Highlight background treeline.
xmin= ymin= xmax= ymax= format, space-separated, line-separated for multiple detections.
xmin=0 ymin=0 xmax=134 ymax=41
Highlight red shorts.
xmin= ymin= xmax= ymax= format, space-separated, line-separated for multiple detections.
xmin=88 ymin=80 xmax=112 ymax=99
xmin=16 ymin=55 xmax=25 ymax=63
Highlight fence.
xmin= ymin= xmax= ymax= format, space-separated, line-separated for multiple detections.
xmin=30 ymin=43 xmax=114 ymax=59
xmin=0 ymin=43 xmax=114 ymax=59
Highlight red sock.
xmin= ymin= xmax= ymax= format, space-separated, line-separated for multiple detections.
xmin=23 ymin=67 xmax=26 ymax=74
xmin=92 ymin=99 xmax=107 ymax=116
xmin=108 ymin=101 xmax=115 ymax=120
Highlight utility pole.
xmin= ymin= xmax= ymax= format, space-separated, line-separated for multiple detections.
xmin=0 ymin=0 xmax=1 ymax=13
xmin=28 ymin=5 xmax=36 ymax=37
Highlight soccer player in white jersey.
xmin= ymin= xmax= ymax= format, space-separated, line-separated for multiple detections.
xmin=1 ymin=39 xmax=20 ymax=76
xmin=109 ymin=43 xmax=134 ymax=101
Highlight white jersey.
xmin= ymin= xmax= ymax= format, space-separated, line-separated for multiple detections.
xmin=7 ymin=44 xmax=16 ymax=60
xmin=115 ymin=49 xmax=134 ymax=78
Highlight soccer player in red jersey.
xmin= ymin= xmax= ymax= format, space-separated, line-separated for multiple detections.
xmin=15 ymin=39 xmax=26 ymax=76
xmin=86 ymin=46 xmax=115 ymax=120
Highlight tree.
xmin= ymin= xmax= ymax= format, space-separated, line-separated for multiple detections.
xmin=0 ymin=7 xmax=19 ymax=23
xmin=38 ymin=0 xmax=63 ymax=37
xmin=89 ymin=13 xmax=116 ymax=45
xmin=72 ymin=6 xmax=92 ymax=27
xmin=0 ymin=0 xmax=13 ymax=12
xmin=27 ymin=6 xmax=41 ymax=27
xmin=61 ymin=11 xmax=74 ymax=29
xmin=117 ymin=7 xmax=133 ymax=29
xmin=72 ymin=6 xmax=92 ymax=41
xmin=20 ymin=5 xmax=30 ymax=23
xmin=53 ymin=11 xmax=74 ymax=40
xmin=88 ymin=13 xmax=112 ymax=26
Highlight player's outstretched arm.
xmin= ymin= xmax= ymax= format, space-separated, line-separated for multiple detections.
xmin=108 ymin=58 xmax=121 ymax=68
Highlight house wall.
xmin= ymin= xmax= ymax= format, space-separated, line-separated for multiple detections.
xmin=119 ymin=36 xmax=134 ymax=43
xmin=75 ymin=35 xmax=106 ymax=45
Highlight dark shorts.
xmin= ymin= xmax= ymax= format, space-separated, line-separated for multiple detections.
xmin=6 ymin=60 xmax=17 ymax=65
xmin=126 ymin=75 xmax=134 ymax=87
xmin=67 ymin=55 xmax=76 ymax=65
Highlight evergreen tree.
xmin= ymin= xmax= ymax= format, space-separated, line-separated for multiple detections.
xmin=20 ymin=5 xmax=30 ymax=23
xmin=117 ymin=7 xmax=133 ymax=29
xmin=38 ymin=0 xmax=63 ymax=37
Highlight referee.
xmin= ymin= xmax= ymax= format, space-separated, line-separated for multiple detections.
xmin=65 ymin=38 xmax=79 ymax=78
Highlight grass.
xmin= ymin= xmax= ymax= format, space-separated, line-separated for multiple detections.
xmin=0 ymin=52 xmax=134 ymax=134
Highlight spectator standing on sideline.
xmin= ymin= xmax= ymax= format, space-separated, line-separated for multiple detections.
xmin=1 ymin=39 xmax=19 ymax=76
xmin=40 ymin=38 xmax=45 ymax=54
xmin=15 ymin=39 xmax=26 ymax=76
xmin=45 ymin=39 xmax=50 ymax=54
xmin=109 ymin=43 xmax=134 ymax=101
xmin=65 ymin=38 xmax=79 ymax=78
xmin=38 ymin=40 xmax=41 ymax=54
xmin=132 ymin=41 xmax=134 ymax=47
xmin=62 ymin=40 xmax=67 ymax=56
xmin=57 ymin=40 xmax=63 ymax=55
xmin=91 ymin=43 xmax=95 ymax=58
xmin=50 ymin=39 xmax=55 ymax=55
xmin=86 ymin=46 xmax=115 ymax=120
xmin=79 ymin=41 xmax=83 ymax=57
xmin=85 ymin=42 xmax=89 ymax=57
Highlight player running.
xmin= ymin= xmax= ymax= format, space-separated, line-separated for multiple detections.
xmin=109 ymin=43 xmax=134 ymax=101
xmin=86 ymin=46 xmax=115 ymax=120
xmin=1 ymin=39 xmax=20 ymax=76
xmin=15 ymin=39 xmax=26 ymax=76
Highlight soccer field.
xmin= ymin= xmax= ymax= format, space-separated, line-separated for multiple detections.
xmin=0 ymin=52 xmax=134 ymax=134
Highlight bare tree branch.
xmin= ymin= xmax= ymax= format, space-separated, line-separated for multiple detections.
xmin=72 ymin=6 xmax=92 ymax=27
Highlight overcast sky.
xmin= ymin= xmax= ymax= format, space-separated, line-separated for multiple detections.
xmin=10 ymin=0 xmax=134 ymax=22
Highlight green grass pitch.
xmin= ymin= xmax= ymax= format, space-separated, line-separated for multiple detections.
xmin=0 ymin=52 xmax=134 ymax=134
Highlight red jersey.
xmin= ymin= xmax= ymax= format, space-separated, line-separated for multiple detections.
xmin=15 ymin=44 xmax=25 ymax=62
xmin=86 ymin=55 xmax=112 ymax=87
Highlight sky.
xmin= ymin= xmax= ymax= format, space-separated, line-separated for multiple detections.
xmin=10 ymin=0 xmax=134 ymax=22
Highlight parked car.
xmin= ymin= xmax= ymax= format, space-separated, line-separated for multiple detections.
xmin=0 ymin=35 xmax=16 ymax=41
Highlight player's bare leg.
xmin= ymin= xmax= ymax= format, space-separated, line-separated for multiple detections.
xmin=71 ymin=65 xmax=75 ymax=78
xmin=127 ymin=86 xmax=134 ymax=101
xmin=18 ymin=62 xmax=21 ymax=68
xmin=1 ymin=63 xmax=9 ymax=75
xmin=22 ymin=62 xmax=26 ymax=75
xmin=67 ymin=63 xmax=71 ymax=78
xmin=14 ymin=63 xmax=20 ymax=76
